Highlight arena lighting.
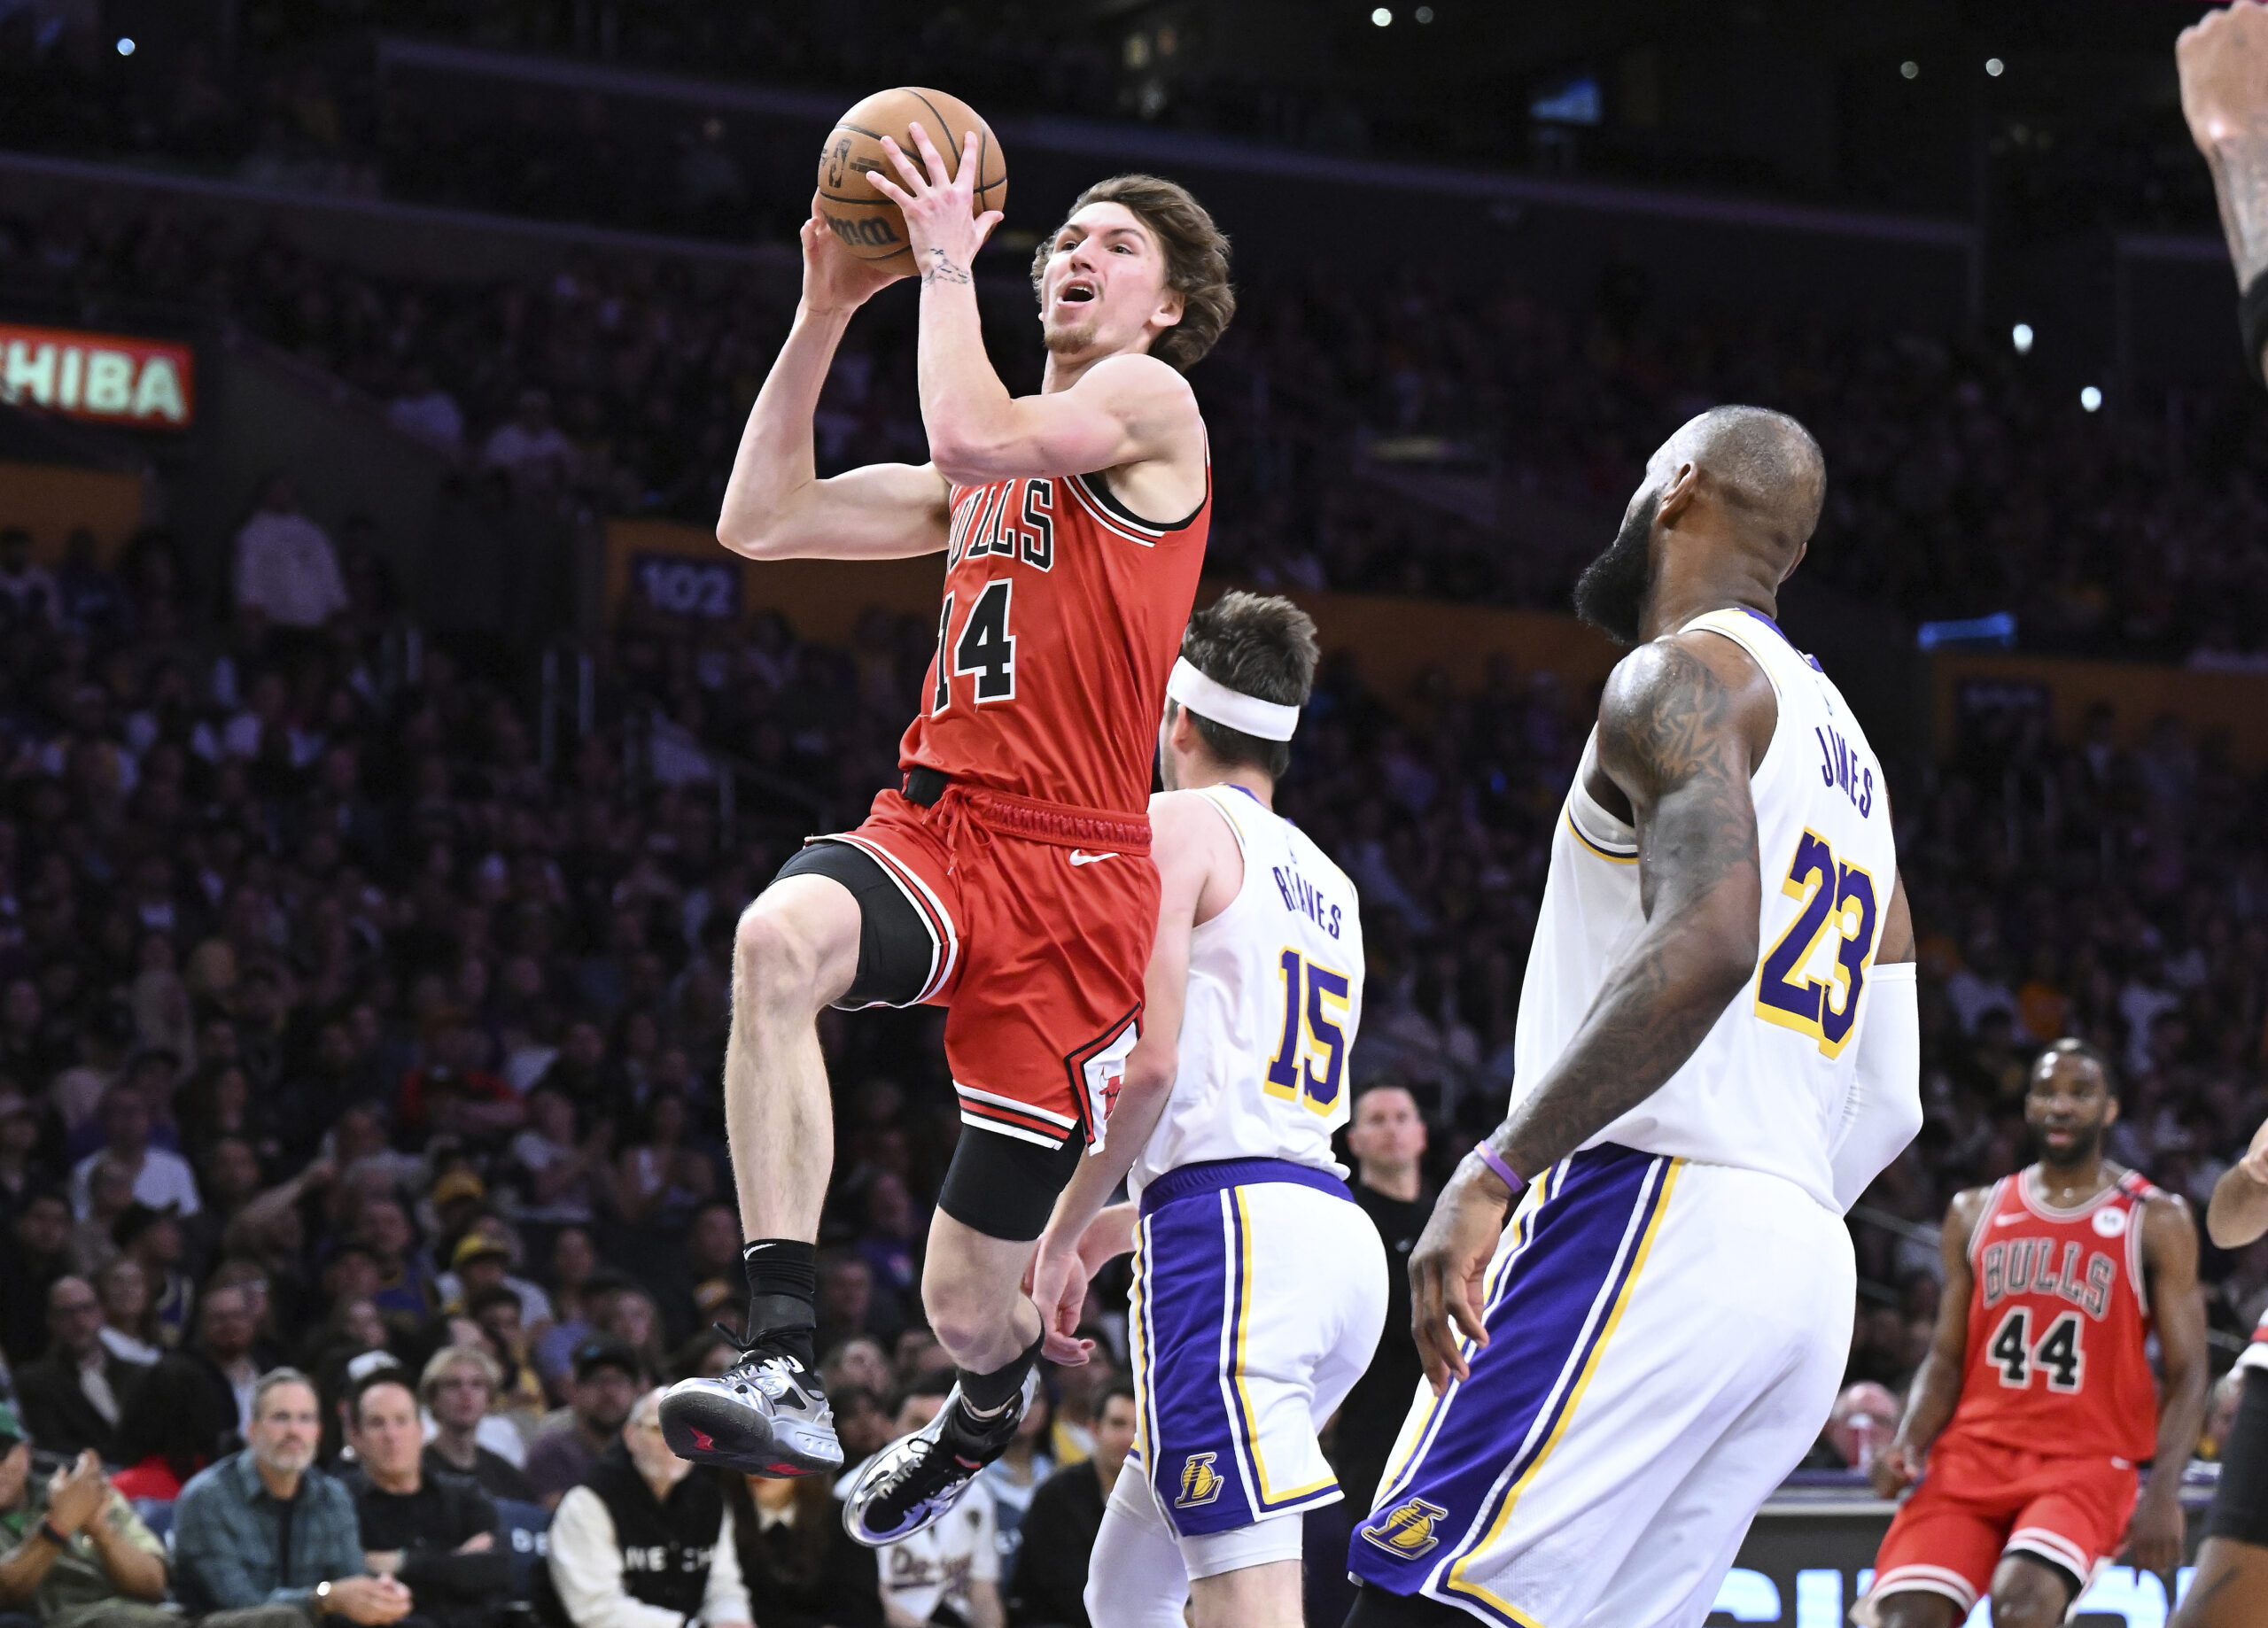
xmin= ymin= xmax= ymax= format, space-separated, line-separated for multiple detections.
xmin=2080 ymin=385 xmax=2103 ymax=412
xmin=1371 ymin=7 xmax=1392 ymax=24
xmin=1985 ymin=57 xmax=2005 ymax=77
xmin=1415 ymin=4 xmax=1434 ymax=19
xmin=2011 ymin=322 xmax=2034 ymax=354
xmin=1900 ymin=60 xmax=1919 ymax=80
xmin=115 ymin=37 xmax=133 ymax=55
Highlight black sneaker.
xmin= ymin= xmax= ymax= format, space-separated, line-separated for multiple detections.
xmin=842 ymin=1376 xmax=1032 ymax=1547
xmin=659 ymin=1346 xmax=842 ymax=1477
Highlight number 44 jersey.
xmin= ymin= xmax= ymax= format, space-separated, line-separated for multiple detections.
xmin=902 ymin=470 xmax=1210 ymax=820
xmin=1513 ymin=608 xmax=1899 ymax=1211
xmin=1945 ymin=1168 xmax=2163 ymax=1465
xmin=1127 ymin=785 xmax=1365 ymax=1199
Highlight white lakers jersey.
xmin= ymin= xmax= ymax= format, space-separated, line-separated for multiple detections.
xmin=1127 ymin=784 xmax=1365 ymax=1200
xmin=1511 ymin=607 xmax=1898 ymax=1209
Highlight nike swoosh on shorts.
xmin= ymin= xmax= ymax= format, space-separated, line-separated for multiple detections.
xmin=1068 ymin=850 xmax=1119 ymax=866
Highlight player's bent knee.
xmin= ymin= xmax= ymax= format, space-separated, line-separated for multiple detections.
xmin=1987 ymin=1560 xmax=2072 ymax=1628
xmin=732 ymin=895 xmax=840 ymax=1012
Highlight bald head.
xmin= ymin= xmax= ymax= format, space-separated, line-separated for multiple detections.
xmin=1656 ymin=406 xmax=1826 ymax=563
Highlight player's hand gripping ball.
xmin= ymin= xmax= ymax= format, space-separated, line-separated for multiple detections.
xmin=816 ymin=89 xmax=1006 ymax=275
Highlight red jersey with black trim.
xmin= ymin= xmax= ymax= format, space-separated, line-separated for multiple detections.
xmin=900 ymin=456 xmax=1210 ymax=817
xmin=1942 ymin=1167 xmax=2162 ymax=1464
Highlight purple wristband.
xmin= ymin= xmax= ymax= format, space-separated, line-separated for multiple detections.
xmin=1469 ymin=1143 xmax=1526 ymax=1197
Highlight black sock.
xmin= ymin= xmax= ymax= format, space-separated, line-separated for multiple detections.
xmin=740 ymin=1240 xmax=818 ymax=1368
xmin=958 ymin=1334 xmax=1043 ymax=1418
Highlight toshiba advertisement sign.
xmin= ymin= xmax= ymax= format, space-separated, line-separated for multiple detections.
xmin=0 ymin=323 xmax=193 ymax=429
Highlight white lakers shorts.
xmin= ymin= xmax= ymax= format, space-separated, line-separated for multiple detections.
xmin=1348 ymin=1143 xmax=1852 ymax=1628
xmin=1127 ymin=1158 xmax=1388 ymax=1545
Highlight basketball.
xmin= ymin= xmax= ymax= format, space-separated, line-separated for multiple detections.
xmin=816 ymin=88 xmax=1007 ymax=275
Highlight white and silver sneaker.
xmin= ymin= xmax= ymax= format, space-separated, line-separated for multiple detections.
xmin=842 ymin=1375 xmax=1033 ymax=1547
xmin=659 ymin=1348 xmax=842 ymax=1477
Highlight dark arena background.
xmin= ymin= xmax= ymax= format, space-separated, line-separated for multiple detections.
xmin=0 ymin=4 xmax=2265 ymax=1626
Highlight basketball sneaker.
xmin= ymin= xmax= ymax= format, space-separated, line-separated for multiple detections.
xmin=842 ymin=1374 xmax=1036 ymax=1547
xmin=658 ymin=1345 xmax=842 ymax=1477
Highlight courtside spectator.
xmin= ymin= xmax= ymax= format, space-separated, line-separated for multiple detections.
xmin=421 ymin=1345 xmax=542 ymax=1504
xmin=109 ymin=1353 xmax=240 ymax=1502
xmin=173 ymin=1368 xmax=410 ymax=1625
xmin=525 ymin=1338 xmax=641 ymax=1510
xmin=233 ymin=478 xmax=347 ymax=632
xmin=722 ymin=1470 xmax=879 ymax=1628
xmin=1336 ymin=1081 xmax=1432 ymax=1508
xmin=0 ymin=1400 xmax=172 ymax=1628
xmin=541 ymin=1388 xmax=750 ymax=1628
xmin=16 ymin=1276 xmax=146 ymax=1460
xmin=342 ymin=1369 xmax=511 ymax=1628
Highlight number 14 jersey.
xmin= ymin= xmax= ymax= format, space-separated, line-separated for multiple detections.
xmin=1945 ymin=1167 xmax=2162 ymax=1465
xmin=902 ymin=467 xmax=1210 ymax=819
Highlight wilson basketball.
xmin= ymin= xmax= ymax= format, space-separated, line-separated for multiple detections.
xmin=816 ymin=88 xmax=1006 ymax=275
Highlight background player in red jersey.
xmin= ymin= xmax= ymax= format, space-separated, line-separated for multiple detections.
xmin=1857 ymin=1039 xmax=2209 ymax=1628
xmin=657 ymin=120 xmax=1233 ymax=1549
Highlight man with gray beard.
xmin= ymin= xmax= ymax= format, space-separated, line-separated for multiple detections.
xmin=173 ymin=1368 xmax=412 ymax=1627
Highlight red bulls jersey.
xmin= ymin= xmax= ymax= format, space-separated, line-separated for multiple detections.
xmin=901 ymin=460 xmax=1209 ymax=817
xmin=1945 ymin=1167 xmax=2162 ymax=1463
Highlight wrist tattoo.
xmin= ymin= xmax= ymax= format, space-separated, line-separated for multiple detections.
xmin=920 ymin=250 xmax=972 ymax=288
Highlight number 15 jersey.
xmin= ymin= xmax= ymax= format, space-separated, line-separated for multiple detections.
xmin=1126 ymin=785 xmax=1365 ymax=1201
xmin=902 ymin=465 xmax=1210 ymax=820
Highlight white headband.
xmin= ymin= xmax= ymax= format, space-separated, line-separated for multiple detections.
xmin=1167 ymin=656 xmax=1301 ymax=741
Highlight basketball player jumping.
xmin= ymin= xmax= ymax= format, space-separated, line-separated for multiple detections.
xmin=1858 ymin=1041 xmax=2207 ymax=1628
xmin=657 ymin=126 xmax=1234 ymax=1554
xmin=1346 ymin=408 xmax=1927 ymax=1628
xmin=1026 ymin=591 xmax=1386 ymax=1628
xmin=2167 ymin=13 xmax=2268 ymax=1624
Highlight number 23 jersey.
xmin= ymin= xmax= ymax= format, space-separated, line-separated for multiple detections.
xmin=1945 ymin=1168 xmax=2161 ymax=1465
xmin=1511 ymin=607 xmax=1899 ymax=1209
xmin=901 ymin=464 xmax=1210 ymax=819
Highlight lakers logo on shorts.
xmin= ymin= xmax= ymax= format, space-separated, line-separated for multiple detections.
xmin=1176 ymin=1453 xmax=1224 ymax=1508
xmin=1361 ymin=1497 xmax=1449 ymax=1559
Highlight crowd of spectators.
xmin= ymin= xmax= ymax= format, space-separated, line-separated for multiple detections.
xmin=0 ymin=0 xmax=2233 ymax=240
xmin=13 ymin=186 xmax=2268 ymax=664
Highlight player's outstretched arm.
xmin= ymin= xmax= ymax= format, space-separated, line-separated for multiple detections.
xmin=713 ymin=196 xmax=951 ymax=563
xmin=866 ymin=126 xmax=1202 ymax=487
xmin=1027 ymin=793 xmax=1231 ymax=1363
xmin=1409 ymin=631 xmax=1770 ymax=1391
xmin=2206 ymin=1117 xmax=2268 ymax=1248
xmin=1874 ymin=1187 xmax=1987 ymax=1500
xmin=2130 ymin=1193 xmax=2210 ymax=1574
xmin=2179 ymin=2 xmax=2268 ymax=377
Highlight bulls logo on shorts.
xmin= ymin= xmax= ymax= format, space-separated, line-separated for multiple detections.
xmin=1176 ymin=1453 xmax=1223 ymax=1508
xmin=1362 ymin=1497 xmax=1449 ymax=1560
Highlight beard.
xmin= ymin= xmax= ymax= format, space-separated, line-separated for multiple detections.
xmin=1573 ymin=492 xmax=1658 ymax=646
xmin=2035 ymin=1121 xmax=2106 ymax=1169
